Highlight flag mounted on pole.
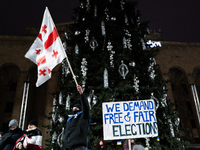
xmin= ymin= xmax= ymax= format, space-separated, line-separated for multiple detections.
xmin=25 ymin=7 xmax=67 ymax=87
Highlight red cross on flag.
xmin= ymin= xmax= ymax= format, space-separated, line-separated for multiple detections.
xmin=25 ymin=7 xmax=67 ymax=87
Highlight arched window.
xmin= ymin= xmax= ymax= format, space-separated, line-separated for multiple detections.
xmin=169 ymin=67 xmax=200 ymax=144
xmin=0 ymin=64 xmax=20 ymax=132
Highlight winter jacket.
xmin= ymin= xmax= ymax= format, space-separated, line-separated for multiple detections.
xmin=0 ymin=127 xmax=24 ymax=150
xmin=13 ymin=128 xmax=42 ymax=150
xmin=123 ymin=143 xmax=134 ymax=150
xmin=62 ymin=94 xmax=90 ymax=150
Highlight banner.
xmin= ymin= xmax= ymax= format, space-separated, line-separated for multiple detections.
xmin=102 ymin=99 xmax=158 ymax=140
xmin=25 ymin=7 xmax=66 ymax=87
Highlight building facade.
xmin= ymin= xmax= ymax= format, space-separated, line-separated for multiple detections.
xmin=0 ymin=23 xmax=199 ymax=147
xmin=156 ymin=41 xmax=200 ymax=144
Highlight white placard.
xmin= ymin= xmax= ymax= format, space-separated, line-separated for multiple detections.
xmin=102 ymin=99 xmax=158 ymax=140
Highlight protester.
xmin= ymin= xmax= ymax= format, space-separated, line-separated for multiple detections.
xmin=13 ymin=119 xmax=42 ymax=150
xmin=61 ymin=85 xmax=90 ymax=150
xmin=123 ymin=139 xmax=135 ymax=150
xmin=133 ymin=139 xmax=144 ymax=150
xmin=94 ymin=139 xmax=107 ymax=150
xmin=0 ymin=131 xmax=5 ymax=139
xmin=0 ymin=119 xmax=23 ymax=150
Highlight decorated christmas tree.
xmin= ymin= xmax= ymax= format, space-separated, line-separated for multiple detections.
xmin=45 ymin=0 xmax=189 ymax=149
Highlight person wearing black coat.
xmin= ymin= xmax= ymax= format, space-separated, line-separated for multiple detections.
xmin=61 ymin=85 xmax=90 ymax=150
xmin=13 ymin=120 xmax=42 ymax=150
xmin=0 ymin=119 xmax=24 ymax=150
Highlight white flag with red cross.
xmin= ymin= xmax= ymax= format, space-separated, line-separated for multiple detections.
xmin=25 ymin=7 xmax=67 ymax=87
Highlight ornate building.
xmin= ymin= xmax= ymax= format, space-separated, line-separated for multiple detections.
xmin=0 ymin=22 xmax=199 ymax=147
xmin=156 ymin=41 xmax=200 ymax=144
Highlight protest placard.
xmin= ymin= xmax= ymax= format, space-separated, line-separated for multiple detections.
xmin=102 ymin=99 xmax=158 ymax=140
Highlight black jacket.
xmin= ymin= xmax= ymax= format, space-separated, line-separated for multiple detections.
xmin=62 ymin=94 xmax=90 ymax=150
xmin=0 ymin=127 xmax=24 ymax=150
xmin=94 ymin=145 xmax=107 ymax=150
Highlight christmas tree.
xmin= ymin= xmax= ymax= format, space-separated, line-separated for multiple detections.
xmin=45 ymin=0 xmax=189 ymax=149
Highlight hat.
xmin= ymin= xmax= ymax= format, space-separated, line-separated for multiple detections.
xmin=28 ymin=120 xmax=38 ymax=127
xmin=73 ymin=103 xmax=82 ymax=111
xmin=8 ymin=119 xmax=18 ymax=127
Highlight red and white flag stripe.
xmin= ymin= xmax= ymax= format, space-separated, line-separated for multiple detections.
xmin=25 ymin=7 xmax=66 ymax=87
xmin=24 ymin=135 xmax=42 ymax=149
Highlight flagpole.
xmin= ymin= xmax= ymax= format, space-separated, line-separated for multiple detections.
xmin=128 ymin=139 xmax=131 ymax=150
xmin=57 ymin=32 xmax=78 ymax=86
xmin=65 ymin=56 xmax=78 ymax=86
xmin=47 ymin=7 xmax=78 ymax=87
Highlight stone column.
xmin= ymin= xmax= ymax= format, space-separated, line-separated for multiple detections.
xmin=11 ymin=71 xmax=29 ymax=122
xmin=187 ymin=73 xmax=195 ymax=85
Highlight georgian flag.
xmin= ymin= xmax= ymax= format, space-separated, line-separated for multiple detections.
xmin=14 ymin=132 xmax=42 ymax=150
xmin=25 ymin=7 xmax=67 ymax=87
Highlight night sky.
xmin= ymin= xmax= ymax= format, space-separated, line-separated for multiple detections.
xmin=0 ymin=0 xmax=200 ymax=43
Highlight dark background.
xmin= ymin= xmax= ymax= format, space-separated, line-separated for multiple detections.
xmin=0 ymin=0 xmax=200 ymax=42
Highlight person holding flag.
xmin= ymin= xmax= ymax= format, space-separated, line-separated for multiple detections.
xmin=61 ymin=85 xmax=90 ymax=150
xmin=25 ymin=6 xmax=89 ymax=150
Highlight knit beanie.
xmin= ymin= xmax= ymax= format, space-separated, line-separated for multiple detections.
xmin=28 ymin=120 xmax=38 ymax=127
xmin=8 ymin=119 xmax=18 ymax=127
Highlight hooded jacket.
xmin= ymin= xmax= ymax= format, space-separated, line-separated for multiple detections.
xmin=0 ymin=127 xmax=24 ymax=150
xmin=62 ymin=94 xmax=90 ymax=150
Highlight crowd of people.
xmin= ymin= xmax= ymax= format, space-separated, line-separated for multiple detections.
xmin=0 ymin=85 xmax=90 ymax=150
xmin=0 ymin=85 xmax=145 ymax=150
xmin=0 ymin=119 xmax=42 ymax=150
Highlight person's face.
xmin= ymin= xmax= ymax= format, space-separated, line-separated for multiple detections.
xmin=131 ymin=139 xmax=134 ymax=143
xmin=28 ymin=124 xmax=37 ymax=130
xmin=73 ymin=107 xmax=79 ymax=112
xmin=99 ymin=141 xmax=103 ymax=146
xmin=10 ymin=126 xmax=17 ymax=130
